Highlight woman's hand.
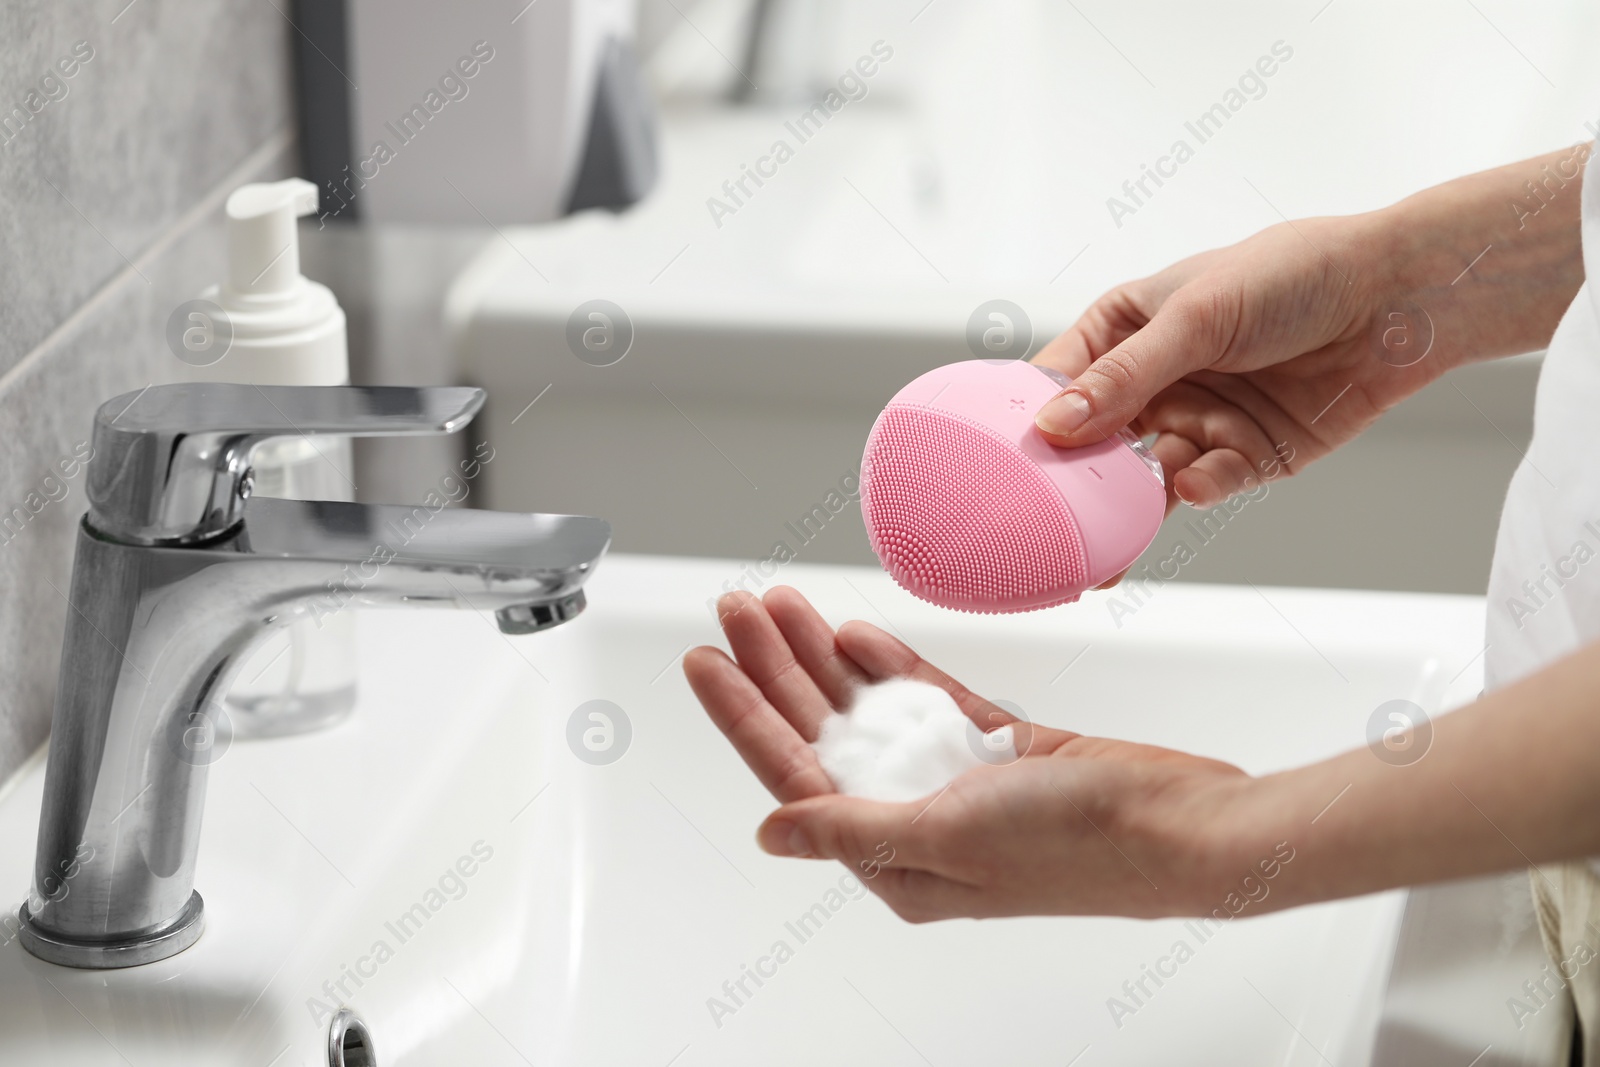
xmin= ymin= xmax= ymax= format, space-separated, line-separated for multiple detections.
xmin=683 ymin=587 xmax=1258 ymax=921
xmin=1033 ymin=148 xmax=1586 ymax=511
xmin=1032 ymin=216 xmax=1397 ymax=511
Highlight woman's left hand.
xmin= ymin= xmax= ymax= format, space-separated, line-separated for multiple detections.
xmin=684 ymin=587 xmax=1266 ymax=922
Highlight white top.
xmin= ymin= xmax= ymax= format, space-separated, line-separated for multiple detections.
xmin=1482 ymin=136 xmax=1600 ymax=875
xmin=1484 ymin=142 xmax=1600 ymax=691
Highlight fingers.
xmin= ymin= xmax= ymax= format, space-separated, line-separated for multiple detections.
xmin=761 ymin=586 xmax=870 ymax=709
xmin=833 ymin=620 xmax=984 ymax=718
xmin=1035 ymin=293 xmax=1229 ymax=447
xmin=1147 ymin=430 xmax=1202 ymax=513
xmin=717 ymin=591 xmax=834 ymax=742
xmin=1135 ymin=377 xmax=1295 ymax=508
xmin=683 ymin=645 xmax=834 ymax=803
xmin=1171 ymin=448 xmax=1265 ymax=511
xmin=1030 ymin=329 xmax=1095 ymax=379
xmin=1031 ymin=285 xmax=1152 ymax=379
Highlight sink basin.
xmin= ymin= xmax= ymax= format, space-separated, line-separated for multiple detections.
xmin=0 ymin=555 xmax=1486 ymax=1065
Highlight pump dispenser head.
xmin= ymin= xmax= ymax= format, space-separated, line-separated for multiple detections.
xmin=194 ymin=178 xmax=348 ymax=386
xmin=861 ymin=359 xmax=1166 ymax=614
xmin=224 ymin=178 xmax=319 ymax=301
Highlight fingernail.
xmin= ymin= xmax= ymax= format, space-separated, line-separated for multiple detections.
xmin=1036 ymin=390 xmax=1091 ymax=435
xmin=760 ymin=820 xmax=812 ymax=857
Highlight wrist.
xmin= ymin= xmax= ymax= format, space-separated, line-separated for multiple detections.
xmin=1208 ymin=755 xmax=1442 ymax=912
xmin=1349 ymin=200 xmax=1473 ymax=381
xmin=1179 ymin=773 xmax=1310 ymax=918
xmin=1363 ymin=150 xmax=1586 ymax=368
xmin=1361 ymin=198 xmax=1435 ymax=312
xmin=1137 ymin=771 xmax=1297 ymax=918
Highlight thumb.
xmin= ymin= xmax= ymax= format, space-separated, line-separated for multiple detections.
xmin=1034 ymin=298 xmax=1218 ymax=446
xmin=757 ymin=794 xmax=925 ymax=869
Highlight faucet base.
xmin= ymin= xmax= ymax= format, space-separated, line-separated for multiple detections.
xmin=18 ymin=891 xmax=205 ymax=969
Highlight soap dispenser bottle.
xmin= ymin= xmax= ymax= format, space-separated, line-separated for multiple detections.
xmin=188 ymin=177 xmax=358 ymax=737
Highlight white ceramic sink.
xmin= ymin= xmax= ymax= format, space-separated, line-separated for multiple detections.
xmin=0 ymin=555 xmax=1486 ymax=1065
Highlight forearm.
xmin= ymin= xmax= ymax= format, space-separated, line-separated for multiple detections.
xmin=1220 ymin=637 xmax=1600 ymax=911
xmin=1373 ymin=145 xmax=1588 ymax=370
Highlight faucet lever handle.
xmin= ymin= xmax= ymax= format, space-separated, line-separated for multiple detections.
xmin=88 ymin=384 xmax=485 ymax=544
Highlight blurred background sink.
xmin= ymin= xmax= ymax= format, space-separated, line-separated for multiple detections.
xmin=366 ymin=0 xmax=1600 ymax=595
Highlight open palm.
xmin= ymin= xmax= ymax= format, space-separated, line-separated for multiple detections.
xmin=683 ymin=587 xmax=1249 ymax=920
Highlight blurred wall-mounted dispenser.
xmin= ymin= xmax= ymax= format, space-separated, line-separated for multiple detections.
xmin=292 ymin=0 xmax=658 ymax=224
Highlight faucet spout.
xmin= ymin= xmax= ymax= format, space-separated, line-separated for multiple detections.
xmin=238 ymin=496 xmax=609 ymax=619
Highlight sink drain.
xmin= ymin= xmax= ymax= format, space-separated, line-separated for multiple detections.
xmin=327 ymin=1007 xmax=377 ymax=1067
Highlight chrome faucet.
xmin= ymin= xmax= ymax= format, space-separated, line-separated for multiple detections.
xmin=17 ymin=383 xmax=610 ymax=968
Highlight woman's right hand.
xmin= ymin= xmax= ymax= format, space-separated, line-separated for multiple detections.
xmin=1031 ymin=213 xmax=1428 ymax=511
xmin=1031 ymin=147 xmax=1588 ymax=512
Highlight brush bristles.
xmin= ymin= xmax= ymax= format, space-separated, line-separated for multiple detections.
xmin=862 ymin=405 xmax=1088 ymax=614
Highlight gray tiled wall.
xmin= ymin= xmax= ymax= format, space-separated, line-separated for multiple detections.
xmin=0 ymin=1 xmax=293 ymax=782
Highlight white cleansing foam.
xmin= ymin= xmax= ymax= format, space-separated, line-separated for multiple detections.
xmin=811 ymin=678 xmax=1015 ymax=802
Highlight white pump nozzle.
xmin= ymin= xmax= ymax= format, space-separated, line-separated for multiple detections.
xmin=192 ymin=177 xmax=347 ymax=386
xmin=224 ymin=178 xmax=319 ymax=299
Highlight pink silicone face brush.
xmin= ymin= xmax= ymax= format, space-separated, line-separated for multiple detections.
xmin=861 ymin=359 xmax=1166 ymax=613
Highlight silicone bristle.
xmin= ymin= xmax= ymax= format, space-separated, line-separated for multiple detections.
xmin=862 ymin=405 xmax=1087 ymax=614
